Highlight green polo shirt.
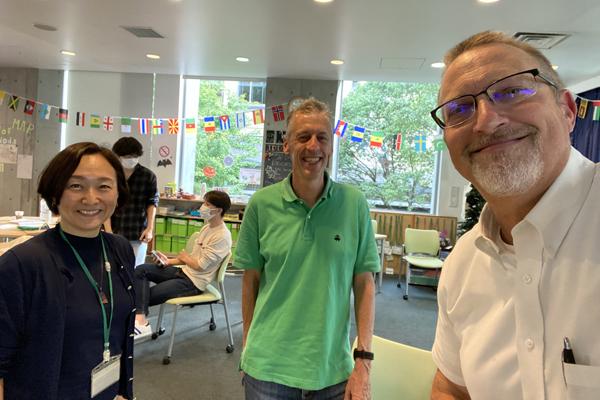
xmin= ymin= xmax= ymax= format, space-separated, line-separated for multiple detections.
xmin=236 ymin=173 xmax=380 ymax=390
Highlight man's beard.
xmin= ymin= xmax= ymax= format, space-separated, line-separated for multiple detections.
xmin=467 ymin=127 xmax=543 ymax=197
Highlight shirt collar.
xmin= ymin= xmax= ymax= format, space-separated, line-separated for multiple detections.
xmin=282 ymin=171 xmax=333 ymax=203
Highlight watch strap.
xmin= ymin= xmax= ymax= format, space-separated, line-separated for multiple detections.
xmin=353 ymin=349 xmax=374 ymax=360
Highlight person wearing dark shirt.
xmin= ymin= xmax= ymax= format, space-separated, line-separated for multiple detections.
xmin=108 ymin=137 xmax=159 ymax=266
xmin=0 ymin=142 xmax=135 ymax=400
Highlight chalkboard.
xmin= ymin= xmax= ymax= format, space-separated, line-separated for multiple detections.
xmin=262 ymin=130 xmax=291 ymax=187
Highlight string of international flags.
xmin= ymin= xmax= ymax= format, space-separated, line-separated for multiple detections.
xmin=0 ymin=88 xmax=446 ymax=152
xmin=575 ymin=95 xmax=600 ymax=120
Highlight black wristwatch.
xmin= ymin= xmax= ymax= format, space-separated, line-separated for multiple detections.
xmin=353 ymin=349 xmax=374 ymax=361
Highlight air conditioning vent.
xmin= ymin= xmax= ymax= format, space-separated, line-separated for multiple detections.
xmin=513 ymin=32 xmax=569 ymax=49
xmin=121 ymin=26 xmax=164 ymax=39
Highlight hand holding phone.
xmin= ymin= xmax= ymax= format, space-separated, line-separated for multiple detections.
xmin=152 ymin=250 xmax=168 ymax=267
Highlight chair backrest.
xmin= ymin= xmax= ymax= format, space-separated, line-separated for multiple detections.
xmin=404 ymin=228 xmax=440 ymax=256
xmin=184 ymin=231 xmax=201 ymax=254
xmin=215 ymin=252 xmax=232 ymax=284
xmin=354 ymin=335 xmax=437 ymax=400
xmin=371 ymin=219 xmax=378 ymax=234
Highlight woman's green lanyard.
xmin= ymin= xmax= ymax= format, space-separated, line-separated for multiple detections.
xmin=59 ymin=226 xmax=114 ymax=363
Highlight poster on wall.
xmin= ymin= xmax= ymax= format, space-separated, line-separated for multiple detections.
xmin=0 ymin=144 xmax=17 ymax=164
xmin=262 ymin=130 xmax=290 ymax=187
xmin=16 ymin=154 xmax=33 ymax=179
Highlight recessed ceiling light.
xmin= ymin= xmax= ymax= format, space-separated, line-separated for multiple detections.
xmin=60 ymin=50 xmax=76 ymax=56
xmin=236 ymin=57 xmax=250 ymax=63
xmin=146 ymin=53 xmax=160 ymax=60
xmin=314 ymin=0 xmax=334 ymax=3
xmin=34 ymin=23 xmax=57 ymax=31
xmin=552 ymin=65 xmax=559 ymax=70
xmin=330 ymin=59 xmax=344 ymax=65
xmin=478 ymin=0 xmax=500 ymax=3
xmin=431 ymin=62 xmax=445 ymax=68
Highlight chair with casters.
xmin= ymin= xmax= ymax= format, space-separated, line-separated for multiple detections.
xmin=401 ymin=228 xmax=443 ymax=300
xmin=353 ymin=335 xmax=437 ymax=400
xmin=152 ymin=242 xmax=234 ymax=365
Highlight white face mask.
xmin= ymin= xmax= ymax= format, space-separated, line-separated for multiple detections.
xmin=120 ymin=157 xmax=139 ymax=170
xmin=199 ymin=205 xmax=218 ymax=221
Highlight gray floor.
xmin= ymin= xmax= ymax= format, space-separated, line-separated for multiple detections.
xmin=133 ymin=273 xmax=438 ymax=400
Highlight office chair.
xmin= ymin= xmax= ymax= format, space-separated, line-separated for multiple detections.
xmin=401 ymin=228 xmax=443 ymax=300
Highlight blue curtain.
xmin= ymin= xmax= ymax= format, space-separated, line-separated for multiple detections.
xmin=572 ymin=87 xmax=600 ymax=162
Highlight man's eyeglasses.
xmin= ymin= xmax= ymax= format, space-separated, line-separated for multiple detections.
xmin=430 ymin=68 xmax=558 ymax=129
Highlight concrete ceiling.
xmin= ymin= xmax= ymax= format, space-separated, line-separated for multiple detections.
xmin=1 ymin=0 xmax=600 ymax=87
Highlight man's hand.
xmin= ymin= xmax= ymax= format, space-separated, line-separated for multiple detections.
xmin=343 ymin=359 xmax=371 ymax=400
xmin=139 ymin=226 xmax=153 ymax=243
xmin=177 ymin=250 xmax=194 ymax=267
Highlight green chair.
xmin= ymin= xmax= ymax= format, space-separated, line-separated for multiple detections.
xmin=401 ymin=228 xmax=443 ymax=300
xmin=353 ymin=335 xmax=437 ymax=400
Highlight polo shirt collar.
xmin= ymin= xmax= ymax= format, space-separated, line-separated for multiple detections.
xmin=281 ymin=172 xmax=334 ymax=203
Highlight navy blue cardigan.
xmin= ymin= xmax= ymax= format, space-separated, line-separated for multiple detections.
xmin=0 ymin=227 xmax=136 ymax=399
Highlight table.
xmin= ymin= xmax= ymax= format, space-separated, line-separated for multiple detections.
xmin=0 ymin=217 xmax=47 ymax=242
xmin=375 ymin=233 xmax=387 ymax=294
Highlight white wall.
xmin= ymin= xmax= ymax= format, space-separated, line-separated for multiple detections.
xmin=436 ymin=148 xmax=469 ymax=221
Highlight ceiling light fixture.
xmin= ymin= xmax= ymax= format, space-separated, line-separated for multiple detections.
xmin=146 ymin=54 xmax=160 ymax=60
xmin=478 ymin=0 xmax=500 ymax=3
xmin=60 ymin=50 xmax=76 ymax=56
xmin=552 ymin=65 xmax=559 ymax=70
xmin=314 ymin=0 xmax=334 ymax=3
xmin=431 ymin=62 xmax=445 ymax=68
xmin=34 ymin=23 xmax=57 ymax=31
xmin=236 ymin=57 xmax=250 ymax=63
xmin=330 ymin=59 xmax=344 ymax=65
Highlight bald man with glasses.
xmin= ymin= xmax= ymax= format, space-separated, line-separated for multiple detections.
xmin=429 ymin=31 xmax=600 ymax=400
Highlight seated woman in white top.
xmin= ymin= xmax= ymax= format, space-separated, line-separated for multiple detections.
xmin=133 ymin=190 xmax=232 ymax=338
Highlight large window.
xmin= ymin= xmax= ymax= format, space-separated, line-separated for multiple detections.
xmin=335 ymin=81 xmax=440 ymax=213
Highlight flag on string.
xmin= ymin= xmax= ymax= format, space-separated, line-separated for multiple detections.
xmin=578 ymin=99 xmax=589 ymax=119
xmin=38 ymin=104 xmax=51 ymax=120
xmin=334 ymin=120 xmax=348 ymax=137
xmin=139 ymin=118 xmax=148 ymax=135
xmin=90 ymin=114 xmax=101 ymax=128
xmin=395 ymin=133 xmax=402 ymax=151
xmin=58 ymin=108 xmax=68 ymax=123
xmin=351 ymin=126 xmax=365 ymax=143
xmin=24 ymin=100 xmax=35 ymax=115
xmin=103 ymin=116 xmax=114 ymax=131
xmin=76 ymin=112 xmax=86 ymax=127
xmin=0 ymin=90 xmax=5 ymax=105
xmin=9 ymin=96 xmax=19 ymax=111
xmin=219 ymin=115 xmax=230 ymax=130
xmin=121 ymin=118 xmax=131 ymax=133
xmin=204 ymin=116 xmax=216 ymax=133
xmin=185 ymin=118 xmax=196 ymax=134
xmin=414 ymin=135 xmax=427 ymax=152
xmin=370 ymin=131 xmax=384 ymax=148
xmin=168 ymin=118 xmax=179 ymax=134
xmin=253 ymin=109 xmax=264 ymax=125
xmin=271 ymin=105 xmax=285 ymax=122
xmin=235 ymin=112 xmax=246 ymax=128
xmin=432 ymin=138 xmax=446 ymax=151
xmin=152 ymin=119 xmax=163 ymax=135
xmin=593 ymin=101 xmax=600 ymax=121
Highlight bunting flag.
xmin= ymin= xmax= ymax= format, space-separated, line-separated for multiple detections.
xmin=370 ymin=131 xmax=384 ymax=148
xmin=76 ymin=112 xmax=86 ymax=127
xmin=58 ymin=108 xmax=68 ymax=123
xmin=204 ymin=116 xmax=216 ymax=132
xmin=24 ymin=100 xmax=35 ymax=115
xmin=38 ymin=104 xmax=51 ymax=120
xmin=593 ymin=101 xmax=600 ymax=121
xmin=185 ymin=118 xmax=196 ymax=134
xmin=90 ymin=114 xmax=101 ymax=128
xmin=253 ymin=109 xmax=264 ymax=124
xmin=235 ymin=112 xmax=246 ymax=128
xmin=0 ymin=90 xmax=5 ymax=105
xmin=219 ymin=115 xmax=230 ymax=130
xmin=152 ymin=119 xmax=163 ymax=135
xmin=334 ymin=120 xmax=348 ymax=137
xmin=578 ymin=99 xmax=589 ymax=119
xmin=351 ymin=126 xmax=365 ymax=143
xmin=9 ymin=95 xmax=19 ymax=111
xmin=168 ymin=118 xmax=179 ymax=134
xmin=121 ymin=117 xmax=131 ymax=133
xmin=414 ymin=135 xmax=427 ymax=152
xmin=103 ymin=116 xmax=114 ymax=131
xmin=432 ymin=138 xmax=446 ymax=151
xmin=395 ymin=133 xmax=402 ymax=151
xmin=139 ymin=118 xmax=148 ymax=135
xmin=271 ymin=105 xmax=285 ymax=121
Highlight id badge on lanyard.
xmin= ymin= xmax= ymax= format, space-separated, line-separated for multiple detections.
xmin=91 ymin=354 xmax=121 ymax=397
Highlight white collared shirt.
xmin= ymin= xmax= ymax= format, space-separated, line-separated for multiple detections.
xmin=433 ymin=148 xmax=600 ymax=400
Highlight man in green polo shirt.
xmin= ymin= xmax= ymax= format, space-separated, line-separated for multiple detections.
xmin=236 ymin=97 xmax=380 ymax=399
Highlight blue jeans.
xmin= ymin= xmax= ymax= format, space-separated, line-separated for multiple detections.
xmin=243 ymin=374 xmax=347 ymax=400
xmin=134 ymin=263 xmax=202 ymax=315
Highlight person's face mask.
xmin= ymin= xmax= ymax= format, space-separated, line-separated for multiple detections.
xmin=120 ymin=157 xmax=139 ymax=170
xmin=199 ymin=205 xmax=219 ymax=221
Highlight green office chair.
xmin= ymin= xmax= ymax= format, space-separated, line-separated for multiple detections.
xmin=401 ymin=228 xmax=443 ymax=300
xmin=353 ymin=335 xmax=437 ymax=400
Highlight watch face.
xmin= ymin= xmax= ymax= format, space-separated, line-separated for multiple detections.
xmin=288 ymin=97 xmax=305 ymax=113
